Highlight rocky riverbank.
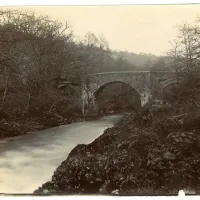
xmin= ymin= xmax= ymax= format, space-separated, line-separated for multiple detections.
xmin=0 ymin=109 xmax=122 ymax=140
xmin=0 ymin=111 xmax=83 ymax=140
xmin=34 ymin=101 xmax=200 ymax=195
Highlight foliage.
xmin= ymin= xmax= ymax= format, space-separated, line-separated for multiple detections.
xmin=0 ymin=8 xmax=145 ymax=138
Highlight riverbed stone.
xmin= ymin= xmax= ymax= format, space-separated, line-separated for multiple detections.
xmin=163 ymin=152 xmax=176 ymax=161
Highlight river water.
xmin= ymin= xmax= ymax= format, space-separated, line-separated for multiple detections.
xmin=0 ymin=115 xmax=121 ymax=194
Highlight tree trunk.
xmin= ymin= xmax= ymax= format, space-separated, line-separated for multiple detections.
xmin=1 ymin=76 xmax=9 ymax=109
xmin=25 ymin=93 xmax=31 ymax=112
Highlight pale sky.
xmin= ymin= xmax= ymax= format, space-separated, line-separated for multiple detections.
xmin=2 ymin=5 xmax=200 ymax=55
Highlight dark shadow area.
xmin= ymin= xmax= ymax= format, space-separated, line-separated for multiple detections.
xmin=94 ymin=81 xmax=141 ymax=116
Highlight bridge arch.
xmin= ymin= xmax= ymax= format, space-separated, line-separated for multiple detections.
xmin=162 ymin=80 xmax=179 ymax=92
xmin=92 ymin=81 xmax=141 ymax=114
xmin=93 ymin=81 xmax=141 ymax=101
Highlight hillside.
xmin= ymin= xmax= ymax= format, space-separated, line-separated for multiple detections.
xmin=112 ymin=51 xmax=172 ymax=71
xmin=112 ymin=51 xmax=159 ymax=66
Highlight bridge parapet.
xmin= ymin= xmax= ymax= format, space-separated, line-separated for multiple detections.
xmin=88 ymin=70 xmax=175 ymax=76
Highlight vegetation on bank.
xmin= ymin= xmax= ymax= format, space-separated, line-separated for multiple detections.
xmin=33 ymin=99 xmax=200 ymax=195
xmin=34 ymin=16 xmax=200 ymax=194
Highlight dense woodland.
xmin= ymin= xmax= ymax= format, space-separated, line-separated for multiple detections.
xmin=1 ymin=8 xmax=200 ymax=138
xmin=0 ymin=9 xmax=149 ymax=118
xmin=0 ymin=9 xmax=161 ymax=138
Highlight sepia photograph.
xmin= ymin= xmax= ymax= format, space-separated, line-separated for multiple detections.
xmin=0 ymin=3 xmax=200 ymax=196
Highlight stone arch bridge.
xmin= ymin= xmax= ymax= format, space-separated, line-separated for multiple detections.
xmin=81 ymin=71 xmax=178 ymax=115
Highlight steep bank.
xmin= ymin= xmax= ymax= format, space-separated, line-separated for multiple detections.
xmin=34 ymin=101 xmax=200 ymax=195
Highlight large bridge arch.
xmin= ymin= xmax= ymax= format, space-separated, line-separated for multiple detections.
xmin=93 ymin=81 xmax=142 ymax=113
xmin=93 ymin=81 xmax=141 ymax=100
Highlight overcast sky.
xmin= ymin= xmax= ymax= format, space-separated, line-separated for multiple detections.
xmin=3 ymin=5 xmax=200 ymax=55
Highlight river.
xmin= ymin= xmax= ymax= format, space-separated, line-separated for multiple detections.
xmin=0 ymin=115 xmax=121 ymax=194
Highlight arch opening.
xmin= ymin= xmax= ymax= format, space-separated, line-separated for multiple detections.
xmin=162 ymin=82 xmax=179 ymax=103
xmin=93 ymin=81 xmax=141 ymax=115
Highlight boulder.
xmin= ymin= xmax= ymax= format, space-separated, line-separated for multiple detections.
xmin=163 ymin=152 xmax=176 ymax=161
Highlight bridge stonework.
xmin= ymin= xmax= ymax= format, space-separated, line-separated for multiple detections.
xmin=81 ymin=71 xmax=176 ymax=115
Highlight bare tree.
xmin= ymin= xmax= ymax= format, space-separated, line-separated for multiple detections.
xmin=0 ymin=8 xmax=74 ymax=117
xmin=84 ymin=32 xmax=99 ymax=47
xmin=175 ymin=22 xmax=200 ymax=72
xmin=98 ymin=33 xmax=109 ymax=50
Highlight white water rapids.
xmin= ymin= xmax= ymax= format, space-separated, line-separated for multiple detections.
xmin=0 ymin=115 xmax=121 ymax=194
